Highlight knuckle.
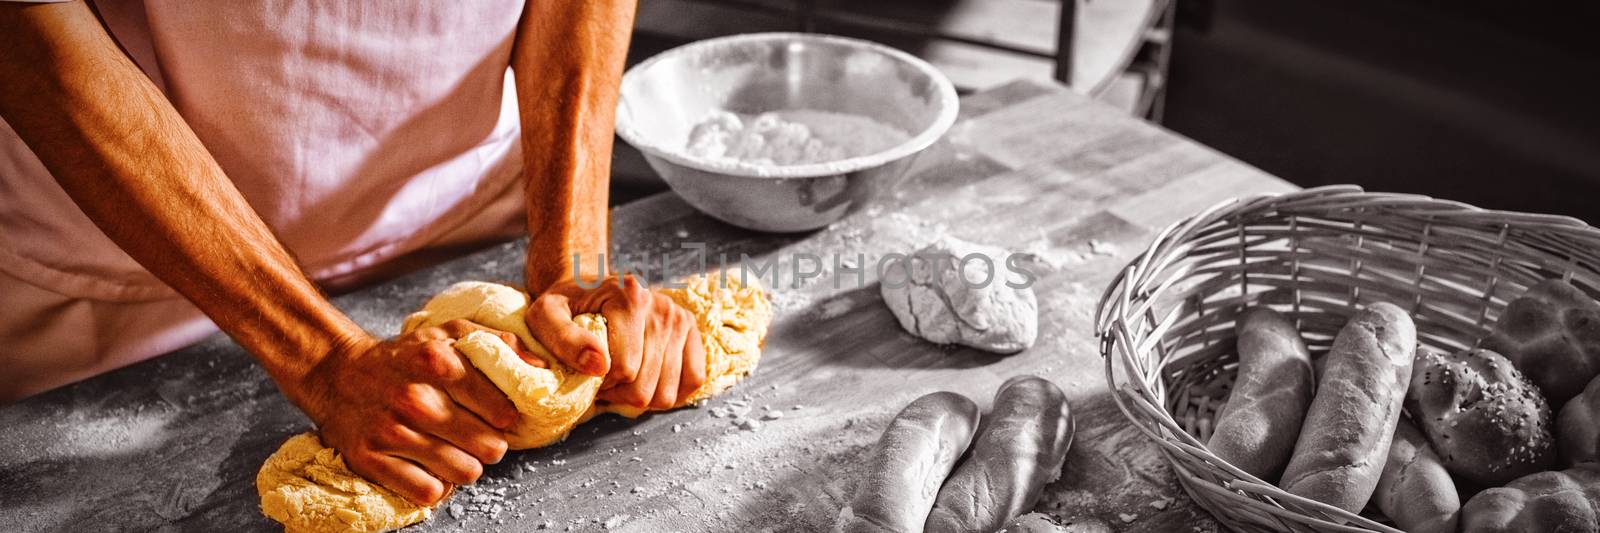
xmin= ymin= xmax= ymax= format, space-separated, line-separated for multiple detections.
xmin=393 ymin=386 xmax=442 ymax=424
xmin=417 ymin=342 xmax=463 ymax=379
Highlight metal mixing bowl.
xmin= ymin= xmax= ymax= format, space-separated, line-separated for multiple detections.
xmin=616 ymin=33 xmax=959 ymax=233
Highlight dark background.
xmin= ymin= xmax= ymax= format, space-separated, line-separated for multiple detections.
xmin=620 ymin=0 xmax=1600 ymax=223
xmin=1165 ymin=0 xmax=1600 ymax=222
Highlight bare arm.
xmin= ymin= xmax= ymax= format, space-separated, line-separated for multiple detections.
xmin=0 ymin=1 xmax=361 ymax=395
xmin=0 ymin=1 xmax=517 ymax=505
xmin=512 ymin=0 xmax=633 ymax=293
xmin=512 ymin=1 xmax=710 ymax=410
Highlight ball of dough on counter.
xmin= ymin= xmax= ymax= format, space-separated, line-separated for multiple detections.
xmin=258 ymin=271 xmax=771 ymax=532
xmin=1483 ymin=279 xmax=1600 ymax=405
xmin=1405 ymin=348 xmax=1556 ymax=486
xmin=880 ymin=238 xmax=1038 ymax=354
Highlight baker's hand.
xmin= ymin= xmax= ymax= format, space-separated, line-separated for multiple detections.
xmin=287 ymin=320 xmax=536 ymax=505
xmin=526 ymin=274 xmax=708 ymax=409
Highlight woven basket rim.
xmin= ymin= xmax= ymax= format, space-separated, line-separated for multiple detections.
xmin=1093 ymin=184 xmax=1600 ymax=532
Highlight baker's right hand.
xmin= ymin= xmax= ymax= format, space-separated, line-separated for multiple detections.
xmin=285 ymin=319 xmax=530 ymax=505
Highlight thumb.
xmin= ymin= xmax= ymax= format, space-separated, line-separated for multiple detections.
xmin=526 ymin=292 xmax=609 ymax=375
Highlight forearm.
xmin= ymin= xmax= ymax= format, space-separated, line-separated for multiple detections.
xmin=511 ymin=0 xmax=636 ymax=292
xmin=0 ymin=2 xmax=366 ymax=394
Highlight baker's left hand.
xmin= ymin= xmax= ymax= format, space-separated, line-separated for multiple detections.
xmin=525 ymin=274 xmax=708 ymax=409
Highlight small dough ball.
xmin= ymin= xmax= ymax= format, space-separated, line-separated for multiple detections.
xmin=1558 ymin=376 xmax=1600 ymax=465
xmin=1483 ymin=279 xmax=1600 ymax=404
xmin=880 ymin=238 xmax=1038 ymax=353
xmin=256 ymin=433 xmax=430 ymax=533
xmin=1405 ymin=348 xmax=1556 ymax=486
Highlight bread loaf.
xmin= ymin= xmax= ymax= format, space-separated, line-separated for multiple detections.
xmin=1208 ymin=307 xmax=1315 ymax=481
xmin=1280 ymin=303 xmax=1417 ymax=513
xmin=1374 ymin=419 xmax=1459 ymax=533
xmin=1483 ymin=279 xmax=1600 ymax=404
xmin=1459 ymin=463 xmax=1600 ymax=533
xmin=1405 ymin=348 xmax=1556 ymax=486
xmin=1558 ymin=375 xmax=1600 ymax=466
xmin=923 ymin=376 xmax=1075 ymax=533
xmin=841 ymin=392 xmax=981 ymax=533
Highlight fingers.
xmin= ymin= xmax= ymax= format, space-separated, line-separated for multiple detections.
xmin=679 ymin=325 xmax=708 ymax=400
xmin=391 ymin=383 xmax=509 ymax=465
xmin=527 ymin=292 xmax=609 ymax=375
xmin=651 ymin=315 xmax=687 ymax=410
xmin=375 ymin=424 xmax=487 ymax=486
xmin=413 ymin=338 xmax=519 ymax=430
xmin=598 ymin=277 xmax=651 ymax=388
xmin=443 ymin=367 xmax=520 ymax=431
xmin=601 ymin=311 xmax=665 ymax=408
xmin=438 ymin=319 xmax=545 ymax=369
xmin=346 ymin=450 xmax=449 ymax=506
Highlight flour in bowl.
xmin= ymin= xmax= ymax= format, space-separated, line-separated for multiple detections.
xmin=685 ymin=110 xmax=910 ymax=167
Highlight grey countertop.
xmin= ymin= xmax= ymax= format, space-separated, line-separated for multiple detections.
xmin=0 ymin=79 xmax=1293 ymax=533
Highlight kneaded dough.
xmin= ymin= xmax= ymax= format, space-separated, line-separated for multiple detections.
xmin=880 ymin=238 xmax=1038 ymax=353
xmin=257 ymin=433 xmax=432 ymax=533
xmin=258 ymin=271 xmax=771 ymax=533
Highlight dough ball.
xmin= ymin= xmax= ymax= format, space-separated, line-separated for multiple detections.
xmin=256 ymin=433 xmax=429 ymax=533
xmin=1405 ymin=348 xmax=1556 ymax=486
xmin=880 ymin=238 xmax=1038 ymax=353
xmin=257 ymin=271 xmax=771 ymax=532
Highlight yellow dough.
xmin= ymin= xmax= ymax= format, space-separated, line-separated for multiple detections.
xmin=257 ymin=271 xmax=770 ymax=532
xmin=256 ymin=433 xmax=433 ymax=533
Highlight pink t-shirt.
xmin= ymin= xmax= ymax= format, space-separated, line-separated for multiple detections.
xmin=0 ymin=0 xmax=529 ymax=302
xmin=0 ymin=1 xmax=540 ymax=400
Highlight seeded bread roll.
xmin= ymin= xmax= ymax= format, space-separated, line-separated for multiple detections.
xmin=1405 ymin=347 xmax=1556 ymax=487
xmin=1208 ymin=307 xmax=1315 ymax=481
xmin=1280 ymin=303 xmax=1417 ymax=513
xmin=923 ymin=376 xmax=1075 ymax=533
xmin=1374 ymin=419 xmax=1460 ymax=533
xmin=1459 ymin=463 xmax=1600 ymax=533
xmin=841 ymin=392 xmax=981 ymax=533
xmin=1483 ymin=279 xmax=1600 ymax=405
xmin=1558 ymin=375 xmax=1600 ymax=466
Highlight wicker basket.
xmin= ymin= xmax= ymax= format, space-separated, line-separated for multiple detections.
xmin=1093 ymin=185 xmax=1600 ymax=532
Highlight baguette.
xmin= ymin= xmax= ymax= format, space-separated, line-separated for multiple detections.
xmin=923 ymin=376 xmax=1075 ymax=533
xmin=841 ymin=391 xmax=981 ymax=533
xmin=1280 ymin=303 xmax=1417 ymax=513
xmin=1208 ymin=307 xmax=1315 ymax=481
xmin=1374 ymin=419 xmax=1460 ymax=533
